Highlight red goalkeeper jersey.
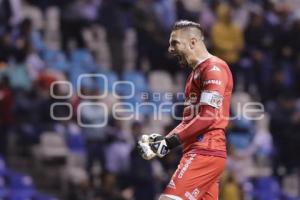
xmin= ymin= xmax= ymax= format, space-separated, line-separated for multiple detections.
xmin=168 ymin=56 xmax=233 ymax=158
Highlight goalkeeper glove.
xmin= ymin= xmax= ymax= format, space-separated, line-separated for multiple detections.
xmin=149 ymin=133 xmax=181 ymax=158
xmin=137 ymin=135 xmax=156 ymax=160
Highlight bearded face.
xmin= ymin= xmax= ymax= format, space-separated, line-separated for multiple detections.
xmin=168 ymin=31 xmax=189 ymax=67
xmin=173 ymin=50 xmax=188 ymax=66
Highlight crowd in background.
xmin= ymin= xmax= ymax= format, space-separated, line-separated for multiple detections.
xmin=1 ymin=0 xmax=300 ymax=199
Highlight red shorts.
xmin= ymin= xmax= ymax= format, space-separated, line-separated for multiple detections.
xmin=162 ymin=153 xmax=226 ymax=200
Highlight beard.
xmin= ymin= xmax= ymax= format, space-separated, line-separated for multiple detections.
xmin=174 ymin=53 xmax=188 ymax=67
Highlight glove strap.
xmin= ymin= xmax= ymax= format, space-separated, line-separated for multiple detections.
xmin=165 ymin=134 xmax=181 ymax=149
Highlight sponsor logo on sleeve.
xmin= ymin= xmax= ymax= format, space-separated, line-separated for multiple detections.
xmin=208 ymin=65 xmax=221 ymax=72
xmin=203 ymin=80 xmax=222 ymax=86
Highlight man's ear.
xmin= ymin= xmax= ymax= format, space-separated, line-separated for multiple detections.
xmin=190 ymin=38 xmax=197 ymax=49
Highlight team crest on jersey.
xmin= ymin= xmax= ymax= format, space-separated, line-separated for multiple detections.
xmin=189 ymin=92 xmax=198 ymax=104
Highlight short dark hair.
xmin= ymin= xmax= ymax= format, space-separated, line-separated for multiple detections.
xmin=172 ymin=20 xmax=204 ymax=36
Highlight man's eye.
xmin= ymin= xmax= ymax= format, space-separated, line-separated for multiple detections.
xmin=171 ymin=41 xmax=178 ymax=46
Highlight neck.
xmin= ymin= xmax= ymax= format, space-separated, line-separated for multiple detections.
xmin=188 ymin=47 xmax=212 ymax=69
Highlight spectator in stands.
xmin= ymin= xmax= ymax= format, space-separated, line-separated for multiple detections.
xmin=0 ymin=75 xmax=14 ymax=158
xmin=98 ymin=0 xmax=128 ymax=78
xmin=60 ymin=0 xmax=95 ymax=51
xmin=97 ymin=171 xmax=128 ymax=200
xmin=176 ymin=0 xmax=198 ymax=22
xmin=293 ymin=58 xmax=300 ymax=97
xmin=229 ymin=0 xmax=250 ymax=30
xmin=0 ymin=0 xmax=11 ymax=31
xmin=104 ymin=119 xmax=132 ymax=174
xmin=273 ymin=5 xmax=294 ymax=65
xmin=244 ymin=9 xmax=273 ymax=98
xmin=270 ymin=93 xmax=300 ymax=172
xmin=132 ymin=0 xmax=168 ymax=72
xmin=199 ymin=0 xmax=220 ymax=35
xmin=6 ymin=47 xmax=32 ymax=91
xmin=79 ymin=96 xmax=108 ymax=175
xmin=25 ymin=44 xmax=45 ymax=81
xmin=290 ymin=12 xmax=300 ymax=61
xmin=220 ymin=171 xmax=241 ymax=200
xmin=263 ymin=0 xmax=280 ymax=27
xmin=0 ymin=30 xmax=14 ymax=63
xmin=211 ymin=3 xmax=244 ymax=88
xmin=129 ymin=121 xmax=156 ymax=200
xmin=11 ymin=19 xmax=34 ymax=66
xmin=14 ymin=89 xmax=41 ymax=155
xmin=267 ymin=68 xmax=289 ymax=101
xmin=153 ymin=0 xmax=176 ymax=33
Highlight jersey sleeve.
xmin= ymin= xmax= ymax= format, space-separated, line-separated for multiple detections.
xmin=201 ymin=64 xmax=227 ymax=97
xmin=175 ymin=64 xmax=229 ymax=143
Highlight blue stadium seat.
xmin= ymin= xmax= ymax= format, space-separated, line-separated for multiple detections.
xmin=31 ymin=31 xmax=45 ymax=53
xmin=9 ymin=173 xmax=35 ymax=200
xmin=65 ymin=132 xmax=86 ymax=153
xmin=70 ymin=67 xmax=86 ymax=89
xmin=228 ymin=131 xmax=253 ymax=149
xmin=122 ymin=71 xmax=148 ymax=93
xmin=0 ymin=157 xmax=8 ymax=198
xmin=282 ymin=196 xmax=299 ymax=200
xmin=9 ymin=190 xmax=36 ymax=200
xmin=35 ymin=193 xmax=58 ymax=200
xmin=150 ymin=91 xmax=173 ymax=111
xmin=227 ymin=118 xmax=254 ymax=150
xmin=114 ymin=81 xmax=134 ymax=97
xmin=0 ymin=189 xmax=8 ymax=199
xmin=253 ymin=176 xmax=281 ymax=200
xmin=122 ymin=93 xmax=155 ymax=116
xmin=0 ymin=176 xmax=8 ymax=198
xmin=97 ymin=70 xmax=118 ymax=93
xmin=0 ymin=156 xmax=6 ymax=176
xmin=43 ymin=49 xmax=70 ymax=72
xmin=0 ymin=176 xmax=6 ymax=188
xmin=70 ymin=48 xmax=96 ymax=73
xmin=6 ymin=64 xmax=32 ymax=90
xmin=9 ymin=173 xmax=34 ymax=191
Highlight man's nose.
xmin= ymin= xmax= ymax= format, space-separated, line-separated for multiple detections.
xmin=168 ymin=46 xmax=174 ymax=54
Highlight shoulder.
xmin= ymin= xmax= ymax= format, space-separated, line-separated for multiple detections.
xmin=201 ymin=56 xmax=229 ymax=73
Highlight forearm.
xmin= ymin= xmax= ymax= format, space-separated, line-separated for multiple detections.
xmin=166 ymin=121 xmax=186 ymax=137
xmin=147 ymin=105 xmax=218 ymax=157
xmin=175 ymin=105 xmax=218 ymax=142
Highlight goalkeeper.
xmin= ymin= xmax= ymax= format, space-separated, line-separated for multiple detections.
xmin=138 ymin=20 xmax=233 ymax=200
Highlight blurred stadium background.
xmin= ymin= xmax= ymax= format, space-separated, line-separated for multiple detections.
xmin=0 ymin=0 xmax=300 ymax=199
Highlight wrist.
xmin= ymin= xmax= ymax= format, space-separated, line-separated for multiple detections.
xmin=165 ymin=134 xmax=181 ymax=150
